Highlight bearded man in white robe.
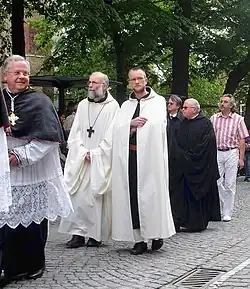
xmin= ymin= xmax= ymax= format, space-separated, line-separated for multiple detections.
xmin=59 ymin=72 xmax=119 ymax=248
xmin=112 ymin=68 xmax=175 ymax=255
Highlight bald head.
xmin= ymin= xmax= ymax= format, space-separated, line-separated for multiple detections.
xmin=186 ymin=98 xmax=200 ymax=112
xmin=182 ymin=98 xmax=200 ymax=119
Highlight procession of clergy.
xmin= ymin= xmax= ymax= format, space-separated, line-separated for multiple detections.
xmin=0 ymin=54 xmax=248 ymax=287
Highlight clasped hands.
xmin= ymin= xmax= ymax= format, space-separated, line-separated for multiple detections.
xmin=85 ymin=151 xmax=91 ymax=162
xmin=9 ymin=152 xmax=19 ymax=167
xmin=130 ymin=117 xmax=148 ymax=134
xmin=4 ymin=126 xmax=11 ymax=136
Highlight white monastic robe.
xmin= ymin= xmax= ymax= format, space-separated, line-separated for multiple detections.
xmin=0 ymin=127 xmax=12 ymax=212
xmin=112 ymin=88 xmax=176 ymax=241
xmin=59 ymin=92 xmax=119 ymax=241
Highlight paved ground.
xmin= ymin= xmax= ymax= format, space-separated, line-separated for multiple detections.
xmin=5 ymin=178 xmax=250 ymax=289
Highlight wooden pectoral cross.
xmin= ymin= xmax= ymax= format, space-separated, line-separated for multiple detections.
xmin=87 ymin=126 xmax=95 ymax=138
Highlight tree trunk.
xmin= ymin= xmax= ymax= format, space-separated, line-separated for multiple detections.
xmin=224 ymin=51 xmax=250 ymax=94
xmin=113 ymin=32 xmax=127 ymax=105
xmin=171 ymin=0 xmax=191 ymax=97
xmin=244 ymin=86 xmax=250 ymax=129
xmin=12 ymin=0 xmax=25 ymax=56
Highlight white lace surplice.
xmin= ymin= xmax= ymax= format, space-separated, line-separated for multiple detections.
xmin=0 ymin=128 xmax=12 ymax=212
xmin=0 ymin=137 xmax=73 ymax=229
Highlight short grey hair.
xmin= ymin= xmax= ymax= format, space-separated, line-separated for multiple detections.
xmin=221 ymin=94 xmax=236 ymax=113
xmin=90 ymin=72 xmax=109 ymax=86
xmin=188 ymin=98 xmax=201 ymax=112
xmin=169 ymin=94 xmax=182 ymax=107
xmin=2 ymin=55 xmax=30 ymax=73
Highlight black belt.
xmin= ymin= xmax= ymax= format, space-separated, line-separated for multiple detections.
xmin=217 ymin=147 xmax=237 ymax=151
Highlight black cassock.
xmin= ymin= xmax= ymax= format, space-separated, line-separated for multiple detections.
xmin=172 ymin=114 xmax=221 ymax=231
xmin=0 ymin=220 xmax=48 ymax=277
xmin=167 ymin=113 xmax=183 ymax=197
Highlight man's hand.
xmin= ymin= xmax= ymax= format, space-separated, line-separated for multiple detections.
xmin=85 ymin=152 xmax=91 ymax=162
xmin=238 ymin=158 xmax=244 ymax=169
xmin=130 ymin=117 xmax=148 ymax=128
xmin=4 ymin=127 xmax=11 ymax=136
xmin=130 ymin=127 xmax=137 ymax=136
xmin=9 ymin=153 xmax=19 ymax=167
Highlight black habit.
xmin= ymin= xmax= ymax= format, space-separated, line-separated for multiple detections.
xmin=172 ymin=114 xmax=221 ymax=232
xmin=128 ymin=90 xmax=149 ymax=229
xmin=167 ymin=112 xmax=183 ymax=227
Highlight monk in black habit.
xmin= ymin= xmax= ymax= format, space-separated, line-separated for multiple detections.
xmin=172 ymin=98 xmax=221 ymax=232
xmin=166 ymin=95 xmax=183 ymax=231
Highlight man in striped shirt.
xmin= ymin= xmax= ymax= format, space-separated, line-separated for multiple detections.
xmin=211 ymin=94 xmax=249 ymax=222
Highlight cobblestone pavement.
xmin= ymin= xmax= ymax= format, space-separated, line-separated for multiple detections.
xmin=5 ymin=178 xmax=250 ymax=289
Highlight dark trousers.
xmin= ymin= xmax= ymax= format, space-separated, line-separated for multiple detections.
xmin=245 ymin=152 xmax=250 ymax=178
xmin=0 ymin=218 xmax=48 ymax=277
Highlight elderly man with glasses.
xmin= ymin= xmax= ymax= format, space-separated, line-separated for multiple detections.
xmin=0 ymin=55 xmax=73 ymax=287
xmin=173 ymin=98 xmax=221 ymax=232
xmin=59 ymin=72 xmax=119 ymax=248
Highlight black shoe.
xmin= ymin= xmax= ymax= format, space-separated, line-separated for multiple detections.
xmin=130 ymin=242 xmax=147 ymax=255
xmin=0 ymin=273 xmax=28 ymax=288
xmin=174 ymin=223 xmax=181 ymax=233
xmin=66 ymin=235 xmax=85 ymax=248
xmin=86 ymin=237 xmax=102 ymax=247
xmin=0 ymin=277 xmax=11 ymax=288
xmin=181 ymin=227 xmax=206 ymax=233
xmin=151 ymin=239 xmax=164 ymax=251
xmin=27 ymin=266 xmax=45 ymax=280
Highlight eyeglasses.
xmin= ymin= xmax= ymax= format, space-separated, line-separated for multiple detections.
xmin=128 ymin=77 xmax=145 ymax=82
xmin=87 ymin=81 xmax=105 ymax=86
xmin=8 ymin=71 xmax=29 ymax=76
xmin=183 ymin=106 xmax=195 ymax=109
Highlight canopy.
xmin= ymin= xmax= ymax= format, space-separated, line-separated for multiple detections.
xmin=30 ymin=75 xmax=122 ymax=112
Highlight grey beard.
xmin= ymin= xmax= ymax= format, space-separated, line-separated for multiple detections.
xmin=87 ymin=90 xmax=105 ymax=101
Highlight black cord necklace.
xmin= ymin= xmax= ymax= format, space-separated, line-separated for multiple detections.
xmin=87 ymin=102 xmax=106 ymax=138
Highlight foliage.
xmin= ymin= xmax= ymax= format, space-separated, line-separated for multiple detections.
xmin=1 ymin=0 xmax=250 ymax=104
xmin=188 ymin=75 xmax=226 ymax=116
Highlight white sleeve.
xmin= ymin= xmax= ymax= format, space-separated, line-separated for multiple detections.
xmin=12 ymin=140 xmax=59 ymax=167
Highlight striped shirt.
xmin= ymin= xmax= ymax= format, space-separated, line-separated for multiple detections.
xmin=210 ymin=112 xmax=249 ymax=149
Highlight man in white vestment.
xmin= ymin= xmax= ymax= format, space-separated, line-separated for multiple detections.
xmin=0 ymin=55 xmax=73 ymax=287
xmin=112 ymin=68 xmax=175 ymax=255
xmin=0 ymin=92 xmax=11 ymax=213
xmin=59 ymin=72 xmax=119 ymax=248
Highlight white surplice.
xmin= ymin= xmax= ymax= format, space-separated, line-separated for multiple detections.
xmin=59 ymin=92 xmax=119 ymax=241
xmin=112 ymin=88 xmax=176 ymax=241
xmin=0 ymin=136 xmax=73 ymax=228
xmin=0 ymin=127 xmax=12 ymax=212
